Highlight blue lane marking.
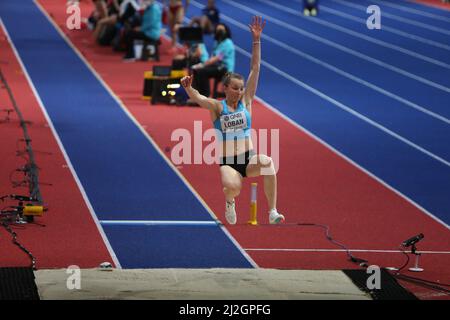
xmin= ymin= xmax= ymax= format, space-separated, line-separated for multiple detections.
xmin=102 ymin=225 xmax=252 ymax=268
xmin=219 ymin=0 xmax=450 ymax=108
xmin=100 ymin=220 xmax=219 ymax=226
xmin=283 ymin=0 xmax=450 ymax=65
xmin=0 ymin=1 xmax=209 ymax=221
xmin=232 ymin=0 xmax=450 ymax=159
xmin=353 ymin=0 xmax=450 ymax=28
xmin=326 ymin=0 xmax=450 ymax=42
xmin=0 ymin=0 xmax=252 ymax=268
xmin=384 ymin=0 xmax=450 ymax=17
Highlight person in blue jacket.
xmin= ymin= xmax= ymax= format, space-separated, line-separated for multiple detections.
xmin=190 ymin=23 xmax=234 ymax=97
xmin=123 ymin=0 xmax=161 ymax=61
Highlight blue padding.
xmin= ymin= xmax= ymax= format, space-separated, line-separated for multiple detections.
xmin=0 ymin=1 xmax=214 ymax=221
xmin=103 ymin=224 xmax=253 ymax=268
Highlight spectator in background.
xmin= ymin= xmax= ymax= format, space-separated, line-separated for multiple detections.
xmin=188 ymin=0 xmax=219 ymax=34
xmin=303 ymin=0 xmax=319 ymax=16
xmin=106 ymin=0 xmax=143 ymax=51
xmin=165 ymin=0 xmax=190 ymax=50
xmin=172 ymin=42 xmax=209 ymax=70
xmin=86 ymin=0 xmax=109 ymax=30
xmin=191 ymin=23 xmax=234 ymax=97
xmin=118 ymin=0 xmax=140 ymax=25
xmin=122 ymin=0 xmax=162 ymax=61
xmin=92 ymin=0 xmax=122 ymax=40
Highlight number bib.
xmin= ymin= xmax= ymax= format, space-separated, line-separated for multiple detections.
xmin=220 ymin=111 xmax=248 ymax=133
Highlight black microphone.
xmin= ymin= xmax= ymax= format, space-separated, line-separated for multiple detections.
xmin=402 ymin=233 xmax=424 ymax=247
xmin=9 ymin=194 xmax=39 ymax=202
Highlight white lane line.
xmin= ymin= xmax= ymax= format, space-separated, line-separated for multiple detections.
xmin=245 ymin=248 xmax=450 ymax=254
xmin=218 ymin=5 xmax=450 ymax=124
xmin=35 ymin=0 xmax=258 ymax=268
xmin=220 ymin=0 xmax=450 ymax=94
xmin=318 ymin=4 xmax=450 ymax=51
xmin=188 ymin=0 xmax=450 ymax=230
xmin=372 ymin=0 xmax=450 ymax=23
xmin=237 ymin=45 xmax=450 ymax=168
xmin=260 ymin=0 xmax=450 ymax=70
xmin=331 ymin=0 xmax=450 ymax=36
xmin=0 ymin=16 xmax=123 ymax=268
xmin=253 ymin=95 xmax=450 ymax=231
xmin=100 ymin=220 xmax=219 ymax=226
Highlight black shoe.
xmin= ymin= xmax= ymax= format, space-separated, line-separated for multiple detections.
xmin=123 ymin=54 xmax=136 ymax=62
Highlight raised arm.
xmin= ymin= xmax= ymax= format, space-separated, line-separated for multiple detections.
xmin=180 ymin=75 xmax=220 ymax=111
xmin=243 ymin=16 xmax=265 ymax=108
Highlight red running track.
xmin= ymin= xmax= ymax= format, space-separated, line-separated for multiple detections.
xmin=0 ymin=22 xmax=114 ymax=269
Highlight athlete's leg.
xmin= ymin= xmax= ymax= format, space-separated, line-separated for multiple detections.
xmin=220 ymin=165 xmax=243 ymax=224
xmin=220 ymin=165 xmax=243 ymax=202
xmin=246 ymin=154 xmax=276 ymax=210
xmin=246 ymin=154 xmax=284 ymax=224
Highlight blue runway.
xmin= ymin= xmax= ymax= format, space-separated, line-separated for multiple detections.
xmin=0 ymin=0 xmax=253 ymax=268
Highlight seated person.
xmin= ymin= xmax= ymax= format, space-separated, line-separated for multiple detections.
xmin=172 ymin=42 xmax=209 ymax=70
xmin=86 ymin=0 xmax=109 ymax=30
xmin=122 ymin=0 xmax=162 ymax=61
xmin=191 ymin=23 xmax=234 ymax=97
xmin=188 ymin=0 xmax=219 ymax=34
xmin=92 ymin=0 xmax=122 ymax=41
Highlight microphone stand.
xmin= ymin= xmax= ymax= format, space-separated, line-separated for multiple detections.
xmin=408 ymin=243 xmax=424 ymax=272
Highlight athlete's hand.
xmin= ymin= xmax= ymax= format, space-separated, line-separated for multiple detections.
xmin=180 ymin=75 xmax=193 ymax=88
xmin=249 ymin=16 xmax=265 ymax=41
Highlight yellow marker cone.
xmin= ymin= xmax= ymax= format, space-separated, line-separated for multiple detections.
xmin=248 ymin=183 xmax=258 ymax=226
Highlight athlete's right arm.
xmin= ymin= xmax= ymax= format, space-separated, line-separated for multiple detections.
xmin=180 ymin=75 xmax=220 ymax=111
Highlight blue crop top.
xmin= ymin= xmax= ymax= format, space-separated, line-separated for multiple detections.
xmin=213 ymin=100 xmax=252 ymax=141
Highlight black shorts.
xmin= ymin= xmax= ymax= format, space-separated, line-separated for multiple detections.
xmin=219 ymin=150 xmax=256 ymax=178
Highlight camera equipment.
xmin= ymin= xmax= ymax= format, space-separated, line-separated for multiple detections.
xmin=178 ymin=27 xmax=203 ymax=44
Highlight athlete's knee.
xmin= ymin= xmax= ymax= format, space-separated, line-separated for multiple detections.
xmin=259 ymin=156 xmax=276 ymax=175
xmin=259 ymin=155 xmax=273 ymax=167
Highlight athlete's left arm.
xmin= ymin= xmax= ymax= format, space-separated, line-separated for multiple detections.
xmin=243 ymin=16 xmax=265 ymax=111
